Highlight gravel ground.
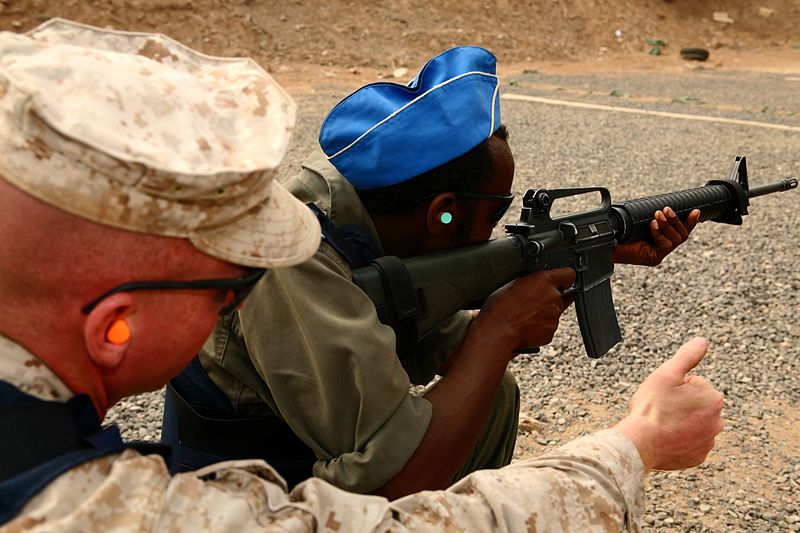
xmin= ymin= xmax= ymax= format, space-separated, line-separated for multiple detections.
xmin=108 ymin=68 xmax=799 ymax=532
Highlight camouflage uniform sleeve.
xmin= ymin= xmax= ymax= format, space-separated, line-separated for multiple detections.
xmin=12 ymin=432 xmax=643 ymax=532
xmin=390 ymin=429 xmax=645 ymax=532
xmin=8 ymin=451 xmax=394 ymax=532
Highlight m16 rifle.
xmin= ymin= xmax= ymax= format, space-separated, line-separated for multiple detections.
xmin=352 ymin=156 xmax=797 ymax=358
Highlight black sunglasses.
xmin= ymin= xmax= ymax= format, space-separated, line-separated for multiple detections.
xmin=81 ymin=268 xmax=267 ymax=317
xmin=415 ymin=191 xmax=515 ymax=224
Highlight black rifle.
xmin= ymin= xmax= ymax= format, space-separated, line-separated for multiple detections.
xmin=352 ymin=156 xmax=797 ymax=358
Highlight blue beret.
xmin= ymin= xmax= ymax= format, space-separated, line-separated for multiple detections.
xmin=319 ymin=46 xmax=501 ymax=190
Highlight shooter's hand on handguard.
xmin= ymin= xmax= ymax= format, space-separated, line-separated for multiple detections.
xmin=613 ymin=207 xmax=701 ymax=266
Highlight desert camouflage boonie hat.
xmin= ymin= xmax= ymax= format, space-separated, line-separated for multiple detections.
xmin=0 ymin=18 xmax=319 ymax=268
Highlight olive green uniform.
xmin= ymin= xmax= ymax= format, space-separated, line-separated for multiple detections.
xmin=198 ymin=148 xmax=520 ymax=493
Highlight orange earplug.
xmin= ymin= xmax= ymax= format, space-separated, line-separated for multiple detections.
xmin=106 ymin=319 xmax=131 ymax=345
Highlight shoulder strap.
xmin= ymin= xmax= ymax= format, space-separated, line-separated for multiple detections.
xmin=0 ymin=381 xmax=120 ymax=480
xmin=164 ymin=360 xmax=316 ymax=488
xmin=307 ymin=203 xmax=380 ymax=269
xmin=0 ymin=381 xmax=168 ymax=524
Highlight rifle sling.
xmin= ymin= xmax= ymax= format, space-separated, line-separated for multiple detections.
xmin=370 ymin=256 xmax=419 ymax=358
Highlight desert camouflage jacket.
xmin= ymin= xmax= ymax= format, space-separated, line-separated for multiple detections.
xmin=0 ymin=334 xmax=644 ymax=532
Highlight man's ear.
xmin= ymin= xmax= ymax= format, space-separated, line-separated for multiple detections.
xmin=83 ymin=292 xmax=134 ymax=369
xmin=425 ymin=193 xmax=460 ymax=236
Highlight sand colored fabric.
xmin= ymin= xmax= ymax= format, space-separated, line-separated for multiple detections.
xmin=0 ymin=18 xmax=319 ymax=268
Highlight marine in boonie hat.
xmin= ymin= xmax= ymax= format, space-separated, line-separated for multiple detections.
xmin=319 ymin=45 xmax=501 ymax=190
xmin=0 ymin=18 xmax=319 ymax=268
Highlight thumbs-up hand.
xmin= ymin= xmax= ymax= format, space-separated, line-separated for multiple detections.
xmin=615 ymin=337 xmax=725 ymax=472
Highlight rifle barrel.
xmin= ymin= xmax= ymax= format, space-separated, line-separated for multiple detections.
xmin=748 ymin=178 xmax=798 ymax=199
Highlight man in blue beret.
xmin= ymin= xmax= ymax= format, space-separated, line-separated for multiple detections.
xmin=163 ymin=46 xmax=702 ymax=499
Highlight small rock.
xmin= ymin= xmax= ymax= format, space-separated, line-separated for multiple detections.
xmin=758 ymin=7 xmax=774 ymax=18
xmin=713 ymin=11 xmax=735 ymax=24
xmin=519 ymin=418 xmax=542 ymax=432
xmin=11 ymin=20 xmax=22 ymax=29
xmin=392 ymin=67 xmax=409 ymax=79
xmin=700 ymin=504 xmax=712 ymax=513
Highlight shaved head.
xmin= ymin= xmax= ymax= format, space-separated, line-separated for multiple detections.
xmin=0 ymin=176 xmax=245 ymax=412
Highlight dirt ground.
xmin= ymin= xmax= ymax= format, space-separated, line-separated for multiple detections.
xmin=2 ymin=2 xmax=798 ymax=530
xmin=2 ymin=0 xmax=799 ymax=93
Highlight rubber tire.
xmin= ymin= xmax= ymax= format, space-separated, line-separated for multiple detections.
xmin=680 ymin=48 xmax=710 ymax=61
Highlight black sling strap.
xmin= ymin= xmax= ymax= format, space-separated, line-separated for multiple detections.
xmin=368 ymin=256 xmax=420 ymax=359
xmin=307 ymin=203 xmax=380 ymax=269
